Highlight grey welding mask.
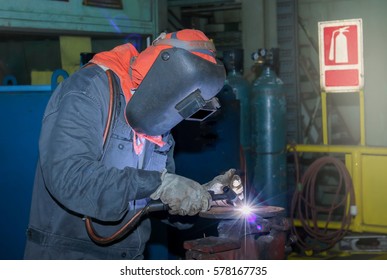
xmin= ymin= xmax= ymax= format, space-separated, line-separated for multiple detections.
xmin=125 ymin=47 xmax=226 ymax=136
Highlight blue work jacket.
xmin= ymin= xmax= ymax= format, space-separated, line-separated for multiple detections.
xmin=24 ymin=65 xmax=175 ymax=259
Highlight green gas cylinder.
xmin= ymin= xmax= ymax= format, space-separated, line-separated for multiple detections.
xmin=223 ymin=49 xmax=252 ymax=182
xmin=251 ymin=51 xmax=287 ymax=209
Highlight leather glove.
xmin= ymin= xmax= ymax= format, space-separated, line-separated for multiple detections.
xmin=203 ymin=169 xmax=243 ymax=206
xmin=150 ymin=172 xmax=211 ymax=216
xmin=203 ymin=168 xmax=236 ymax=194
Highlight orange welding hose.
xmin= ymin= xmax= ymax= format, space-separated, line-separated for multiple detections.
xmin=85 ymin=69 xmax=133 ymax=245
xmin=290 ymin=150 xmax=356 ymax=252
xmin=85 ymin=209 xmax=145 ymax=245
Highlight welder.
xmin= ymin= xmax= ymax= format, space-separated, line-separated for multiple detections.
xmin=23 ymin=29 xmax=234 ymax=260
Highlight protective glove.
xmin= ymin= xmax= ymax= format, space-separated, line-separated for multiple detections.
xmin=203 ymin=169 xmax=243 ymax=206
xmin=203 ymin=168 xmax=236 ymax=194
xmin=150 ymin=172 xmax=211 ymax=216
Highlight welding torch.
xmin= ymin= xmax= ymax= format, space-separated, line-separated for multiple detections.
xmin=85 ymin=175 xmax=243 ymax=245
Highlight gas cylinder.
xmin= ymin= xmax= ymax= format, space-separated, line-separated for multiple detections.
xmin=250 ymin=49 xmax=287 ymax=209
xmin=223 ymin=49 xmax=252 ymax=183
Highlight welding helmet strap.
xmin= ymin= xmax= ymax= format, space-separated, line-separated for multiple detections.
xmin=152 ymin=32 xmax=216 ymax=55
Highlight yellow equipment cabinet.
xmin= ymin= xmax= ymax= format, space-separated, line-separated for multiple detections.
xmin=292 ymin=144 xmax=387 ymax=235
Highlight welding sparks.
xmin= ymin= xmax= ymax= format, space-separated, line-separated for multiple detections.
xmin=236 ymin=203 xmax=258 ymax=223
xmin=239 ymin=204 xmax=253 ymax=215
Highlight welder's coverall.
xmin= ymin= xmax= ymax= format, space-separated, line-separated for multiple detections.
xmin=24 ymin=65 xmax=174 ymax=259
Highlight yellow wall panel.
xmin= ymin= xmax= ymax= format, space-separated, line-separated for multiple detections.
xmin=60 ymin=36 xmax=92 ymax=75
xmin=31 ymin=71 xmax=52 ymax=85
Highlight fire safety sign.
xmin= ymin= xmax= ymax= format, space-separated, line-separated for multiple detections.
xmin=318 ymin=18 xmax=363 ymax=92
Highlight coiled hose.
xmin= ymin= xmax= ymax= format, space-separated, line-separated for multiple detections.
xmin=289 ymin=149 xmax=356 ymax=252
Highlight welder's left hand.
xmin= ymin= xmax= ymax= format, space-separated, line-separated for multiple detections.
xmin=203 ymin=169 xmax=239 ymax=207
xmin=203 ymin=168 xmax=236 ymax=194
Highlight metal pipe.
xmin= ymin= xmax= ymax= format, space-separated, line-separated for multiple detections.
xmin=0 ymin=85 xmax=51 ymax=92
xmin=181 ymin=3 xmax=241 ymax=13
xmin=359 ymin=89 xmax=366 ymax=145
xmin=321 ymin=91 xmax=328 ymax=144
xmin=288 ymin=144 xmax=387 ymax=155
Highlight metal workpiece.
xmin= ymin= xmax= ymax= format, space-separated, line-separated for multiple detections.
xmin=199 ymin=205 xmax=284 ymax=219
xmin=186 ymin=205 xmax=290 ymax=260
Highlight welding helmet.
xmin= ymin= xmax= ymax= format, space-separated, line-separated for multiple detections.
xmin=126 ymin=30 xmax=226 ymax=136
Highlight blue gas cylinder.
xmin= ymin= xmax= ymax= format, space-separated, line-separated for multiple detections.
xmin=251 ymin=65 xmax=287 ymax=209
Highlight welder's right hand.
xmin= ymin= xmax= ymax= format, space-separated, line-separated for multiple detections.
xmin=150 ymin=172 xmax=211 ymax=216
